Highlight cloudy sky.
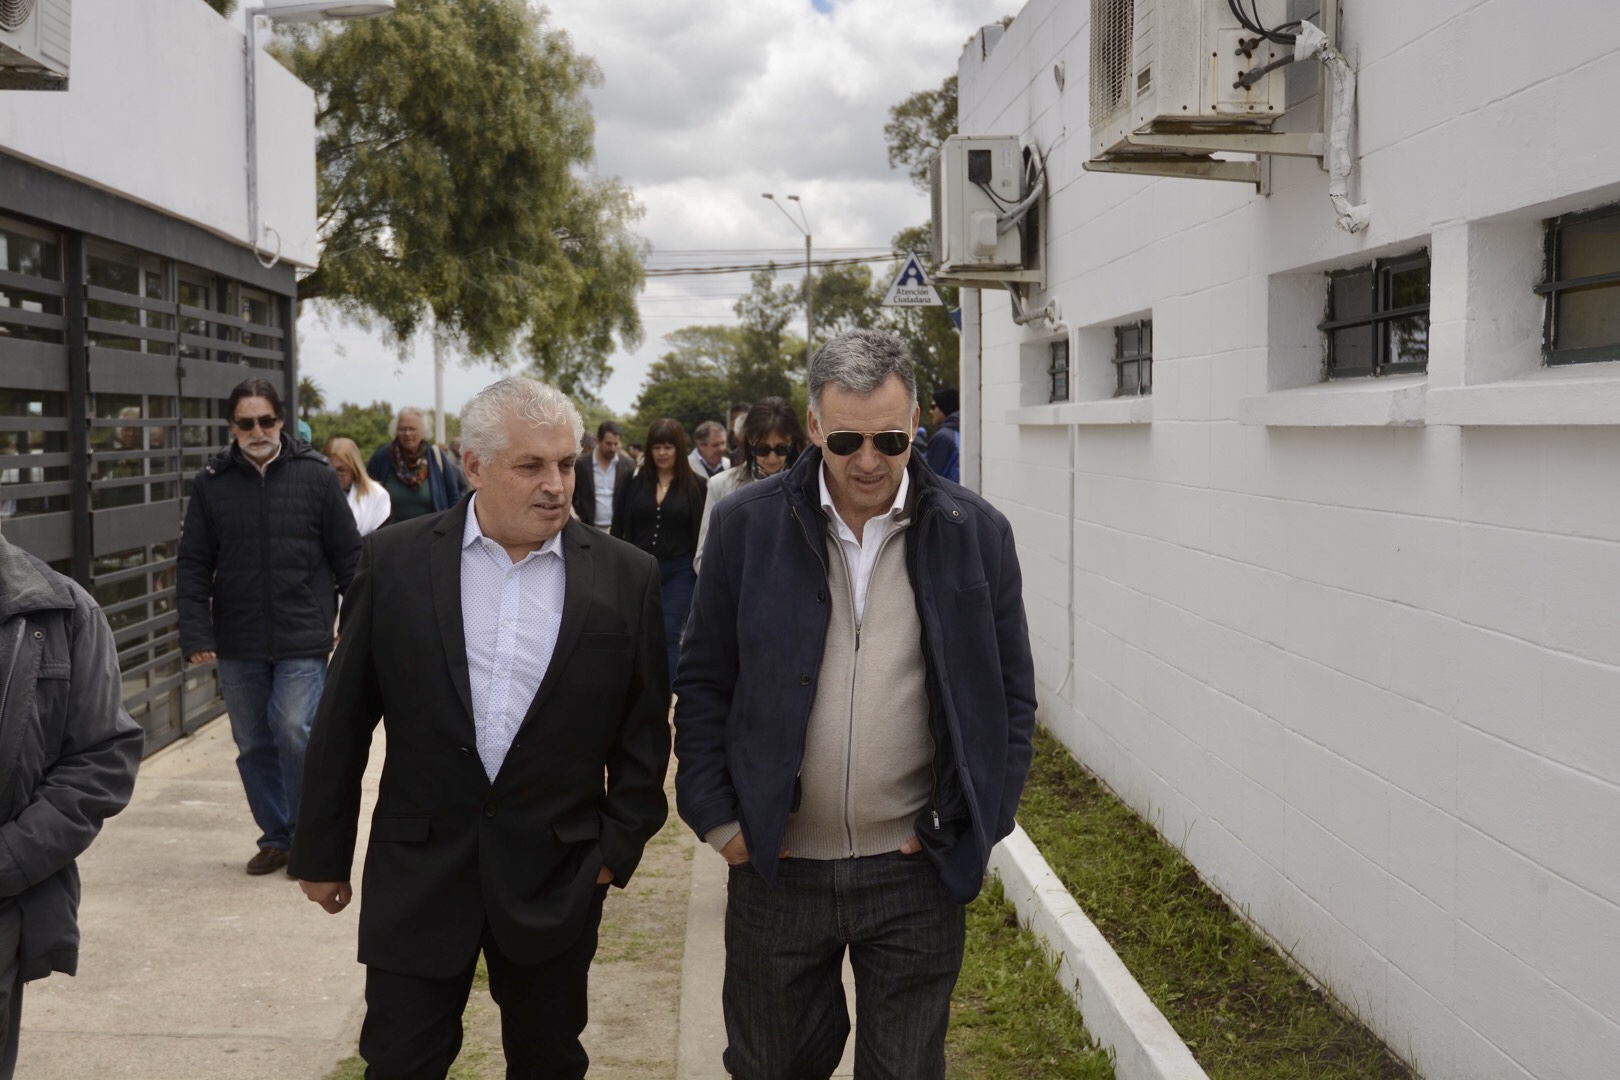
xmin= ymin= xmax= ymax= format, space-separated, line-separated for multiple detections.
xmin=296 ymin=0 xmax=1009 ymax=421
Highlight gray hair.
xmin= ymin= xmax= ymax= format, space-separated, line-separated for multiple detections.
xmin=459 ymin=376 xmax=583 ymax=463
xmin=391 ymin=407 xmax=428 ymax=437
xmin=693 ymin=420 xmax=726 ymax=443
xmin=807 ymin=329 xmax=917 ymax=418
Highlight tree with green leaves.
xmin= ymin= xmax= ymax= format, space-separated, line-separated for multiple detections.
xmin=297 ymin=376 xmax=326 ymax=420
xmin=201 ymin=0 xmax=235 ymax=15
xmin=884 ymin=74 xmax=957 ymax=192
xmin=274 ymin=0 xmax=646 ymax=398
xmin=308 ymin=400 xmax=395 ymax=457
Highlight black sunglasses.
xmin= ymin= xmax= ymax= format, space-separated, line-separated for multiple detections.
xmin=233 ymin=415 xmax=281 ymax=432
xmin=822 ymin=430 xmax=911 ymax=457
xmin=751 ymin=442 xmax=794 ymax=459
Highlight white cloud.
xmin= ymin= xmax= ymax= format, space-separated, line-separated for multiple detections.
xmin=300 ymin=0 xmax=1011 ymax=421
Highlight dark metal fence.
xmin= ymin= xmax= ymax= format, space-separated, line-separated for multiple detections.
xmin=1 ymin=157 xmax=299 ymax=754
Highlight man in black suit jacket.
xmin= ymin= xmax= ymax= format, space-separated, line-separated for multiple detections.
xmin=290 ymin=377 xmax=671 ymax=1080
xmin=571 ymin=420 xmax=636 ymax=530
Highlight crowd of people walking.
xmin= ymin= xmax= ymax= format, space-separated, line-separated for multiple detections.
xmin=0 ymin=332 xmax=1024 ymax=1080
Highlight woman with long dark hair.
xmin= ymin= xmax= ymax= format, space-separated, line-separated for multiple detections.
xmin=693 ymin=397 xmax=806 ymax=573
xmin=612 ymin=418 xmax=707 ymax=688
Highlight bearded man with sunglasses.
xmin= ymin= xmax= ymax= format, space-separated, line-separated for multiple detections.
xmin=675 ymin=329 xmax=1037 ymax=1079
xmin=178 ymin=377 xmax=362 ymax=876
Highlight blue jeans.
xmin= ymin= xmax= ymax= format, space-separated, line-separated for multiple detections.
xmin=659 ymin=556 xmax=696 ymax=692
xmin=216 ymin=657 xmax=326 ymax=851
xmin=722 ymin=852 xmax=966 ymax=1080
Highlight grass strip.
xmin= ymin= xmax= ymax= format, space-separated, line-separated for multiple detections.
xmin=947 ymin=876 xmax=1116 ymax=1079
xmin=1017 ymin=725 xmax=1414 ymax=1080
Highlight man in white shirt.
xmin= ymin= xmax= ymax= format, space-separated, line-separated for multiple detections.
xmin=688 ymin=420 xmax=729 ymax=479
xmin=571 ymin=421 xmax=633 ymax=530
xmin=292 ymin=377 xmax=671 ymax=1080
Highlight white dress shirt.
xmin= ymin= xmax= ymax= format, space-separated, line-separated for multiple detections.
xmin=818 ymin=466 xmax=910 ymax=624
xmin=593 ymin=454 xmax=616 ymax=528
xmin=461 ymin=495 xmax=567 ymax=781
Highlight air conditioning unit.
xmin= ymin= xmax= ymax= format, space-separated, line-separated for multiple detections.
xmin=931 ymin=134 xmax=1025 ymax=275
xmin=1090 ymin=0 xmax=1288 ymax=160
xmin=0 ymin=0 xmax=71 ymax=91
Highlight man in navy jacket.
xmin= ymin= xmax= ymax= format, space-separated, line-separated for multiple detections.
xmin=674 ymin=330 xmax=1036 ymax=1079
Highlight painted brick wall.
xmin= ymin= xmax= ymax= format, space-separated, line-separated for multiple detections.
xmin=959 ymin=3 xmax=1620 ymax=1077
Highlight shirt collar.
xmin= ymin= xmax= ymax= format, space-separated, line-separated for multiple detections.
xmin=462 ymin=494 xmax=566 ymax=562
xmin=818 ymin=463 xmax=910 ymax=537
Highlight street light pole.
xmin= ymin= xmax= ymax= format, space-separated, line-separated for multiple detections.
xmin=763 ymin=193 xmax=813 ymax=367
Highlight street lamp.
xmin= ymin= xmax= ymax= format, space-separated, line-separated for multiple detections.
xmin=762 ymin=193 xmax=813 ymax=366
xmin=244 ymin=0 xmax=396 ymax=269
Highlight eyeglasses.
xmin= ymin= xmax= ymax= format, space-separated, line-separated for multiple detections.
xmin=233 ymin=415 xmax=280 ymax=432
xmin=751 ymin=442 xmax=794 ymax=459
xmin=822 ymin=430 xmax=911 ymax=457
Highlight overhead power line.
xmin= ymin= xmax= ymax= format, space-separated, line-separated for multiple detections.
xmin=644 ymin=253 xmax=904 ymax=278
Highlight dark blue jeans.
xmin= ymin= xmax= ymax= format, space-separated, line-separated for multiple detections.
xmin=217 ymin=656 xmax=326 ymax=851
xmin=659 ymin=555 xmax=696 ymax=691
xmin=722 ymin=853 xmax=966 ymax=1080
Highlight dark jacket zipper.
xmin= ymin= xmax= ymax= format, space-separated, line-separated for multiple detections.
xmin=259 ymin=460 xmax=276 ymax=660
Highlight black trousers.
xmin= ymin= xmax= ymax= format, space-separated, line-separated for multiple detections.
xmin=359 ymin=886 xmax=607 ymax=1080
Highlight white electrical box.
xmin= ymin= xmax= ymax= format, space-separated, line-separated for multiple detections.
xmin=931 ymin=134 xmax=1025 ymax=274
xmin=0 ymin=0 xmax=71 ymax=90
xmin=1090 ymin=0 xmax=1288 ymax=159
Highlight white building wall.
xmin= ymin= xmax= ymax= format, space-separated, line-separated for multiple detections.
xmin=0 ymin=0 xmax=318 ymax=267
xmin=959 ymin=3 xmax=1620 ymax=1078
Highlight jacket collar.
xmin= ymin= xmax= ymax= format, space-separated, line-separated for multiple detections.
xmin=0 ymin=535 xmax=75 ymax=619
xmin=785 ymin=446 xmax=966 ymax=526
xmin=205 ymin=432 xmax=321 ymax=476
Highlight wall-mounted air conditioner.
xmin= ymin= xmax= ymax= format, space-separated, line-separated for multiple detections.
xmin=932 ymin=134 xmax=1028 ymax=279
xmin=0 ymin=0 xmax=71 ymax=90
xmin=1089 ymin=0 xmax=1288 ymax=160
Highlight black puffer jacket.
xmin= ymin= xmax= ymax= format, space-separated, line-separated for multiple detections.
xmin=177 ymin=435 xmax=362 ymax=661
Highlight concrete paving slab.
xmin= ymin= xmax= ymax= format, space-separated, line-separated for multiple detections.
xmin=17 ymin=717 xmax=384 ymax=1080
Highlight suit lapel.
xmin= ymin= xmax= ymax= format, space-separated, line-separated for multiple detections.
xmin=517 ymin=519 xmax=595 ymax=727
xmin=429 ymin=501 xmax=478 ymax=729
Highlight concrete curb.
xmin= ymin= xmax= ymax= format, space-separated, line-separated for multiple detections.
xmin=989 ymin=823 xmax=1210 ymax=1080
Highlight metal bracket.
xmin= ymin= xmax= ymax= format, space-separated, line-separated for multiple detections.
xmin=1122 ymin=131 xmax=1325 ymax=158
xmin=1082 ymin=157 xmax=1262 ymax=186
xmin=933 ymin=267 xmax=1047 ymax=290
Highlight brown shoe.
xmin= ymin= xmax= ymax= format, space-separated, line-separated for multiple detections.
xmin=246 ymin=848 xmax=290 ymax=875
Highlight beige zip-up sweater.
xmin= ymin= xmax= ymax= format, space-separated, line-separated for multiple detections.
xmin=703 ymin=511 xmax=935 ymax=859
xmin=782 ymin=518 xmax=935 ymax=858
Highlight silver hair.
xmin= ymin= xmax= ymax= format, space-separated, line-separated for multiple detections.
xmin=807 ymin=329 xmax=917 ymax=418
xmin=693 ymin=420 xmax=726 ymax=443
xmin=390 ymin=407 xmax=428 ymax=438
xmin=459 ymin=376 xmax=583 ymax=463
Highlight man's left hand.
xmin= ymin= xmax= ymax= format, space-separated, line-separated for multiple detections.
xmin=596 ymin=865 xmax=614 ymax=886
xmin=899 ymin=836 xmax=923 ymax=855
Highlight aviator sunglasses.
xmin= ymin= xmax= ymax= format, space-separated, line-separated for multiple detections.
xmin=821 ymin=430 xmax=911 ymax=457
xmin=233 ymin=415 xmax=281 ymax=432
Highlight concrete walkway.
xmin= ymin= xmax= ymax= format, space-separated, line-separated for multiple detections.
xmin=16 ymin=718 xmax=383 ymax=1079
xmin=16 ymin=715 xmax=862 ymax=1079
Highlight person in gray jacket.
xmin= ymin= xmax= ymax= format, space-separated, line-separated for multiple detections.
xmin=0 ymin=532 xmax=143 ymax=1078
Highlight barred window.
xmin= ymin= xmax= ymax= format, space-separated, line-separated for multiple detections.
xmin=1321 ymin=253 xmax=1429 ymax=377
xmin=1114 ymin=319 xmax=1152 ymax=397
xmin=1540 ymin=204 xmax=1620 ymax=365
xmin=1048 ymin=338 xmax=1070 ymax=403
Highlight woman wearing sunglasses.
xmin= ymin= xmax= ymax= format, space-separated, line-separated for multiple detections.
xmin=612 ymin=418 xmax=708 ymax=688
xmin=693 ymin=397 xmax=807 ymax=574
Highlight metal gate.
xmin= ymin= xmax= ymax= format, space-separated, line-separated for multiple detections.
xmin=0 ymin=161 xmax=298 ymax=755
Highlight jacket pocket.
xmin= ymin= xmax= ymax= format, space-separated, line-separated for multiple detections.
xmin=552 ymin=813 xmax=601 ymax=844
xmin=954 ymin=582 xmax=990 ymax=609
xmin=369 ymin=816 xmax=430 ymax=843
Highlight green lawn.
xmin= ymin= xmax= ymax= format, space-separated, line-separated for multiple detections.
xmin=1016 ymin=725 xmax=1415 ymax=1080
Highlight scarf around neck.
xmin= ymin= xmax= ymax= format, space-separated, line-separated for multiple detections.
xmin=390 ymin=439 xmax=429 ymax=491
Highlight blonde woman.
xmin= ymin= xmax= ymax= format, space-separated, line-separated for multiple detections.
xmin=325 ymin=437 xmax=391 ymax=536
